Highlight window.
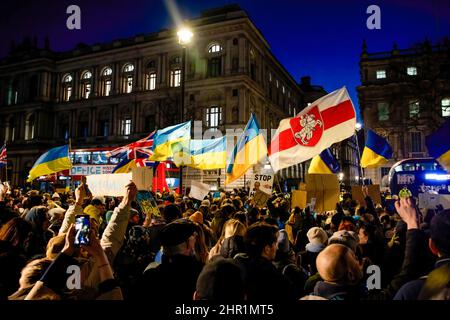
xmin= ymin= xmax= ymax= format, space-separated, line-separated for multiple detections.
xmin=65 ymin=86 xmax=72 ymax=101
xmin=170 ymin=69 xmax=181 ymax=87
xmin=276 ymin=79 xmax=279 ymax=88
xmin=123 ymin=63 xmax=134 ymax=72
xmin=62 ymin=74 xmax=73 ymax=101
xmin=208 ymin=58 xmax=221 ymax=77
xmin=232 ymin=89 xmax=238 ymax=97
xmin=125 ymin=76 xmax=133 ymax=93
xmin=99 ymin=120 xmax=109 ymax=137
xmin=25 ymin=114 xmax=35 ymax=140
xmin=376 ymin=70 xmax=386 ymax=79
xmin=282 ymin=85 xmax=285 ymax=94
xmin=377 ymin=102 xmax=389 ymax=121
xmin=381 ymin=167 xmax=390 ymax=177
xmin=442 ymin=98 xmax=450 ymax=117
xmin=101 ymin=67 xmax=113 ymax=96
xmin=146 ymin=72 xmax=156 ymax=90
xmin=206 ymin=106 xmax=222 ymax=128
xmin=81 ymin=71 xmax=92 ymax=99
xmin=232 ymin=58 xmax=239 ymax=72
xmin=208 ymin=44 xmax=222 ymax=53
xmin=82 ymin=83 xmax=91 ymax=99
xmin=269 ymin=72 xmax=272 ymax=82
xmin=105 ymin=80 xmax=112 ymax=96
xmin=411 ymin=132 xmax=422 ymax=152
xmin=409 ymin=100 xmax=420 ymax=118
xmin=78 ymin=121 xmax=89 ymax=138
xmin=407 ymin=66 xmax=417 ymax=76
xmin=63 ymin=74 xmax=73 ymax=83
xmin=233 ymin=38 xmax=238 ymax=45
xmin=102 ymin=67 xmax=112 ymax=76
xmin=145 ymin=115 xmax=156 ymax=132
xmin=81 ymin=71 xmax=92 ymax=79
xmin=121 ymin=118 xmax=132 ymax=135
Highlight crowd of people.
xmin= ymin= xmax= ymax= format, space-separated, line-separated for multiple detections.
xmin=0 ymin=177 xmax=449 ymax=301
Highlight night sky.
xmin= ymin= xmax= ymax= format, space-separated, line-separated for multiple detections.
xmin=1 ymin=0 xmax=450 ymax=122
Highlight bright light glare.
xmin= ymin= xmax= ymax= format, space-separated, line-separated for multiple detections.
xmin=177 ymin=28 xmax=193 ymax=45
xmin=425 ymin=173 xmax=450 ymax=181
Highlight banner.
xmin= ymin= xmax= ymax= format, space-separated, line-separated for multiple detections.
xmin=250 ymin=173 xmax=274 ymax=195
xmin=189 ymin=181 xmax=211 ymax=201
xmin=71 ymin=165 xmax=116 ymax=176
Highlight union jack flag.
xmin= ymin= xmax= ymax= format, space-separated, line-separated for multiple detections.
xmin=109 ymin=132 xmax=156 ymax=173
xmin=0 ymin=144 xmax=6 ymax=168
xmin=109 ymin=132 xmax=155 ymax=160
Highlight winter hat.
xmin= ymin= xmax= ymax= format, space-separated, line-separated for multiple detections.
xmin=52 ymin=192 xmax=61 ymax=199
xmin=159 ymin=219 xmax=197 ymax=247
xmin=328 ymin=230 xmax=360 ymax=253
xmin=83 ymin=204 xmax=101 ymax=222
xmin=189 ymin=211 xmax=204 ymax=225
xmin=201 ymin=199 xmax=211 ymax=207
xmin=307 ymin=227 xmax=328 ymax=246
xmin=277 ymin=229 xmax=290 ymax=254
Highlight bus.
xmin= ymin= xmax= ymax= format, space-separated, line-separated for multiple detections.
xmin=388 ymin=158 xmax=450 ymax=197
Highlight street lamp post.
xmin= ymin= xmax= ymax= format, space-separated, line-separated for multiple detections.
xmin=177 ymin=27 xmax=193 ymax=195
xmin=354 ymin=122 xmax=364 ymax=185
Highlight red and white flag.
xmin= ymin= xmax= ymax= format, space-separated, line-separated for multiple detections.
xmin=269 ymin=87 xmax=356 ymax=172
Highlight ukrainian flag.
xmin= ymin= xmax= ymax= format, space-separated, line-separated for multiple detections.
xmin=226 ymin=113 xmax=267 ymax=184
xmin=426 ymin=118 xmax=450 ymax=172
xmin=150 ymin=121 xmax=191 ymax=162
xmin=27 ymin=145 xmax=72 ymax=182
xmin=187 ymin=137 xmax=227 ymax=170
xmin=360 ymin=129 xmax=393 ymax=168
xmin=308 ymin=148 xmax=340 ymax=174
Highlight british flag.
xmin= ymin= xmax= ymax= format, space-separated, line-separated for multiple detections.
xmin=109 ymin=132 xmax=156 ymax=173
xmin=0 ymin=144 xmax=6 ymax=168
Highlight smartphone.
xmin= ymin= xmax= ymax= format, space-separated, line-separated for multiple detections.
xmin=74 ymin=215 xmax=90 ymax=246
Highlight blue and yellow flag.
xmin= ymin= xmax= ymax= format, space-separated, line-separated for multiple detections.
xmin=150 ymin=121 xmax=191 ymax=162
xmin=426 ymin=118 xmax=450 ymax=173
xmin=308 ymin=148 xmax=340 ymax=174
xmin=27 ymin=145 xmax=72 ymax=182
xmin=186 ymin=137 xmax=227 ymax=170
xmin=360 ymin=129 xmax=393 ymax=168
xmin=226 ymin=113 xmax=267 ymax=184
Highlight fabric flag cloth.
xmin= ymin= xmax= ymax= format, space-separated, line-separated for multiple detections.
xmin=308 ymin=148 xmax=340 ymax=174
xmin=27 ymin=145 xmax=72 ymax=182
xmin=360 ymin=129 xmax=393 ymax=168
xmin=269 ymin=87 xmax=356 ymax=172
xmin=150 ymin=121 xmax=191 ymax=162
xmin=186 ymin=136 xmax=227 ymax=170
xmin=226 ymin=113 xmax=268 ymax=184
xmin=0 ymin=144 xmax=6 ymax=168
xmin=426 ymin=117 xmax=450 ymax=173
xmin=111 ymin=132 xmax=156 ymax=173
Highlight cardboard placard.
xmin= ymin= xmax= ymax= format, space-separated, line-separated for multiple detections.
xmin=137 ymin=191 xmax=160 ymax=218
xmin=291 ymin=190 xmax=307 ymax=209
xmin=253 ymin=189 xmax=271 ymax=208
xmin=250 ymin=173 xmax=274 ymax=195
xmin=418 ymin=193 xmax=450 ymax=209
xmin=189 ymin=181 xmax=211 ymax=201
xmin=304 ymin=174 xmax=340 ymax=212
xmin=351 ymin=185 xmax=382 ymax=207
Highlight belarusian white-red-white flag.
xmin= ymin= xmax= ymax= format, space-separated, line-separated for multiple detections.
xmin=269 ymin=87 xmax=356 ymax=172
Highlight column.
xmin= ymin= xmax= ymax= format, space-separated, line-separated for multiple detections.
xmin=238 ymin=38 xmax=246 ymax=74
xmin=225 ymin=38 xmax=232 ymax=75
xmin=93 ymin=66 xmax=100 ymax=97
xmin=135 ymin=58 xmax=143 ymax=91
xmin=114 ymin=63 xmax=121 ymax=95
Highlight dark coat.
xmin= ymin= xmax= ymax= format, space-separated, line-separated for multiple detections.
xmin=0 ymin=241 xmax=28 ymax=300
xmin=134 ymin=254 xmax=204 ymax=301
xmin=220 ymin=235 xmax=245 ymax=259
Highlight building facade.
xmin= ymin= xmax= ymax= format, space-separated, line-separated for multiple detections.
xmin=0 ymin=5 xmax=314 ymax=189
xmin=357 ymin=39 xmax=450 ymax=186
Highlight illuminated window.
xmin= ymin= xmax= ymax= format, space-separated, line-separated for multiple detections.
xmin=146 ymin=72 xmax=157 ymax=91
xmin=81 ymin=71 xmax=92 ymax=79
xmin=206 ymin=106 xmax=222 ymax=128
xmin=124 ymin=76 xmax=133 ymax=93
xmin=102 ymin=67 xmax=113 ymax=76
xmin=123 ymin=63 xmax=134 ymax=72
xmin=170 ymin=69 xmax=181 ymax=87
xmin=441 ymin=98 xmax=450 ymax=117
xmin=409 ymin=100 xmax=420 ymax=118
xmin=63 ymin=74 xmax=73 ymax=83
xmin=101 ymin=67 xmax=113 ymax=96
xmin=121 ymin=118 xmax=132 ymax=135
xmin=376 ymin=70 xmax=386 ymax=79
xmin=62 ymin=74 xmax=73 ymax=101
xmin=208 ymin=44 xmax=222 ymax=53
xmin=407 ymin=66 xmax=417 ymax=76
xmin=105 ymin=80 xmax=112 ymax=96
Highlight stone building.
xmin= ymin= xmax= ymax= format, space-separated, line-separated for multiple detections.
xmin=0 ymin=5 xmax=317 ymax=188
xmin=357 ymin=39 xmax=450 ymax=186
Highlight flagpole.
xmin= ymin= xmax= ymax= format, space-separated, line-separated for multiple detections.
xmin=354 ymin=131 xmax=365 ymax=186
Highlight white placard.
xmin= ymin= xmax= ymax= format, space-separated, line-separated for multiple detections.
xmin=250 ymin=173 xmax=274 ymax=195
xmin=189 ymin=181 xmax=211 ymax=201
xmin=87 ymin=173 xmax=132 ymax=197
xmin=131 ymin=167 xmax=153 ymax=191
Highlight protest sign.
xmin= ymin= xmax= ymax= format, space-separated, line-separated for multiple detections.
xmin=189 ymin=181 xmax=211 ymax=200
xmin=253 ymin=189 xmax=270 ymax=208
xmin=87 ymin=173 xmax=132 ymax=197
xmin=351 ymin=185 xmax=382 ymax=207
xmin=250 ymin=173 xmax=274 ymax=195
xmin=137 ymin=191 xmax=160 ymax=218
xmin=291 ymin=190 xmax=307 ymax=209
xmin=301 ymin=174 xmax=340 ymax=212
xmin=418 ymin=193 xmax=450 ymax=209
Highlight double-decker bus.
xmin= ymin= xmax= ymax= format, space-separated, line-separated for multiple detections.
xmin=388 ymin=158 xmax=450 ymax=197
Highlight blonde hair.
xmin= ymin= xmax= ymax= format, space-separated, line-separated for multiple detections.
xmin=223 ymin=219 xmax=246 ymax=239
xmin=46 ymin=234 xmax=66 ymax=259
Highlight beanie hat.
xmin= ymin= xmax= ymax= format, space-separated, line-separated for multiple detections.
xmin=307 ymin=227 xmax=328 ymax=246
xmin=83 ymin=204 xmax=101 ymax=222
xmin=159 ymin=219 xmax=196 ymax=247
xmin=328 ymin=230 xmax=359 ymax=253
xmin=189 ymin=211 xmax=204 ymax=225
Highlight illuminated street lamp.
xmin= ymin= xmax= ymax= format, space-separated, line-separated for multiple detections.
xmin=355 ymin=122 xmax=362 ymax=131
xmin=338 ymin=172 xmax=344 ymax=181
xmin=177 ymin=26 xmax=193 ymax=194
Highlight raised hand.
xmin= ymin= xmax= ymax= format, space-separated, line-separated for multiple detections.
xmin=394 ymin=197 xmax=419 ymax=230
